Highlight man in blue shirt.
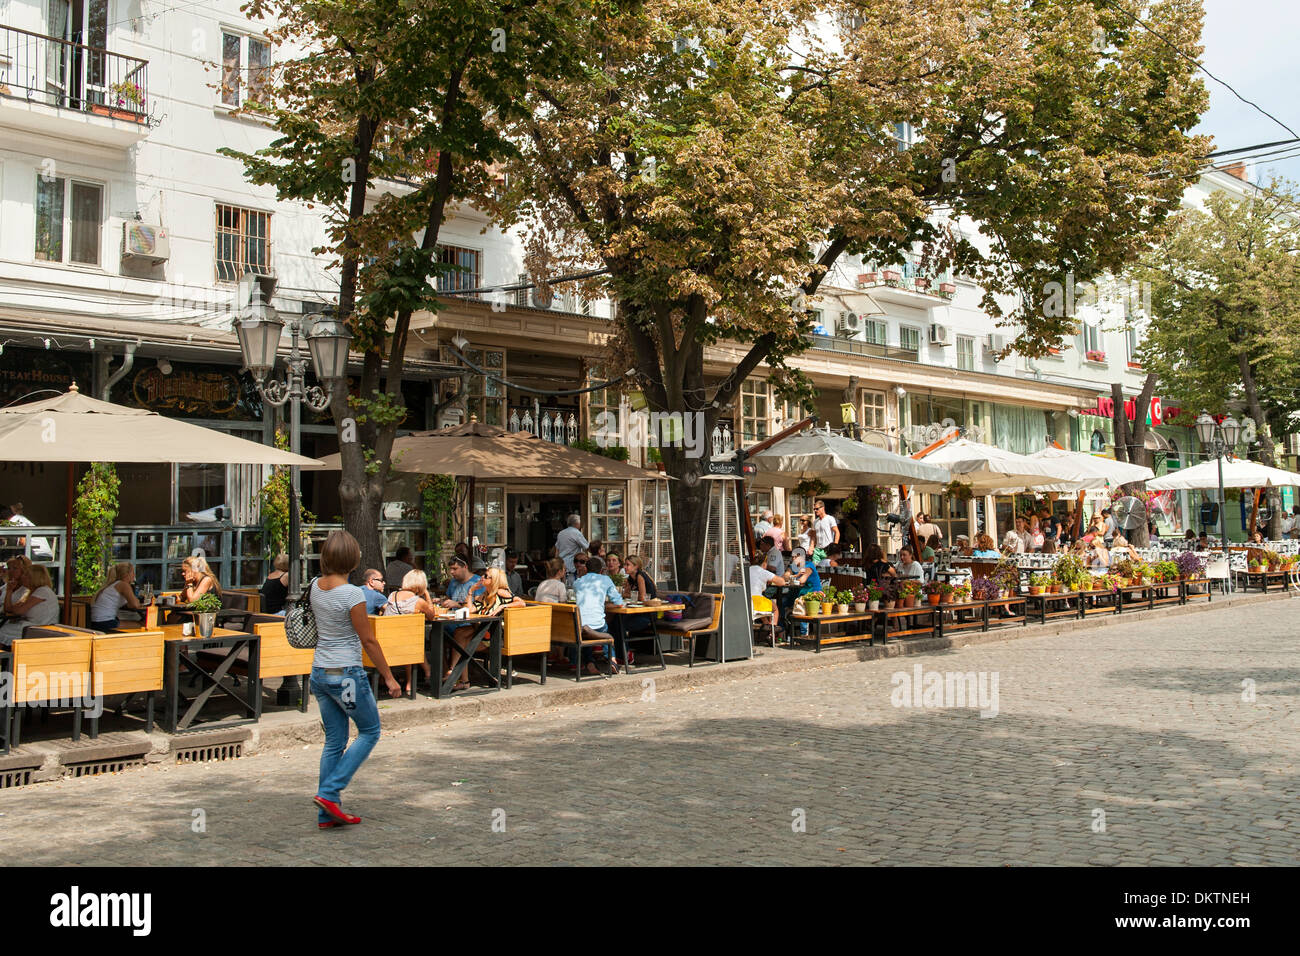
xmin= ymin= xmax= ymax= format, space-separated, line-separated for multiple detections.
xmin=438 ymin=554 xmax=482 ymax=646
xmin=362 ymin=569 xmax=388 ymax=614
xmin=572 ymin=555 xmax=623 ymax=674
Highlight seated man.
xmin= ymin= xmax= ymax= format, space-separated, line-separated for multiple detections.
xmin=361 ymin=568 xmax=388 ymax=614
xmin=573 ymin=555 xmax=624 ymax=674
xmin=761 ymin=534 xmax=785 ymax=576
xmin=787 ymin=548 xmax=821 ymax=594
xmin=749 ymin=554 xmax=787 ymax=631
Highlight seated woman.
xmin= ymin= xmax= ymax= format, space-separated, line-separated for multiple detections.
xmin=447 ymin=567 xmax=525 ymax=690
xmin=1089 ymin=537 xmax=1111 ymax=569
xmin=0 ymin=559 xmax=60 ymax=645
xmin=823 ymin=543 xmax=844 ymax=568
xmin=1109 ymin=535 xmax=1140 ymax=564
xmin=862 ymin=544 xmax=895 ymax=585
xmin=622 ymin=554 xmax=657 ymax=602
xmin=179 ymin=555 xmax=222 ymax=604
xmin=383 ymin=569 xmax=442 ymax=693
xmin=88 ymin=562 xmax=147 ymax=632
xmin=605 ymin=552 xmax=623 ymax=577
xmin=260 ymin=553 xmax=290 ymax=615
xmin=971 ymin=534 xmax=1001 ymax=559
xmin=894 ymin=547 xmax=925 ymax=581
xmin=920 ymin=535 xmax=939 ymax=562
xmin=534 ymin=558 xmax=568 ymax=603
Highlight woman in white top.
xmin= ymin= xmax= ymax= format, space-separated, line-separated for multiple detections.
xmin=89 ymin=562 xmax=146 ymax=632
xmin=179 ymin=555 xmax=222 ymax=603
xmin=382 ymin=568 xmax=440 ymax=693
xmin=0 ymin=559 xmax=60 ymax=645
xmin=309 ymin=530 xmax=399 ymax=829
xmin=534 ymin=558 xmax=568 ymax=603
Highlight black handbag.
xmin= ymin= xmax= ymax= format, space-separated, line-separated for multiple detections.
xmin=284 ymin=577 xmax=320 ymax=649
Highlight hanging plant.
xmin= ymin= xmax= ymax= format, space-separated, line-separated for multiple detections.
xmin=259 ymin=429 xmax=315 ymax=557
xmin=944 ymin=479 xmax=974 ymax=502
xmin=864 ymin=486 xmax=893 ymax=510
xmin=418 ymin=474 xmax=457 ymax=562
xmin=793 ymin=478 xmax=830 ymax=498
xmin=73 ymin=462 xmax=120 ymax=594
xmin=840 ymin=496 xmax=858 ymax=516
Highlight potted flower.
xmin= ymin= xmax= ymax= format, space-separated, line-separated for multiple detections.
xmin=1175 ymin=551 xmax=1204 ymax=580
xmin=1028 ymin=573 xmax=1049 ymax=596
xmin=1047 ymin=574 xmax=1062 ymax=594
xmin=832 ymin=588 xmax=850 ymax=615
xmin=852 ymin=587 xmax=871 ymax=613
xmin=951 ymin=582 xmax=971 ymax=604
xmin=191 ymin=592 xmax=222 ymax=639
xmin=1111 ymin=558 xmax=1135 ymax=583
xmin=1054 ymin=553 xmax=1085 ymax=592
xmin=923 ymin=580 xmax=943 ymax=605
xmin=938 ymin=581 xmax=956 ymax=604
xmin=899 ymin=579 xmax=922 ymax=608
xmin=802 ymin=590 xmax=822 ymax=615
xmin=971 ymin=576 xmax=999 ymax=602
xmin=993 ymin=560 xmax=1021 ymax=598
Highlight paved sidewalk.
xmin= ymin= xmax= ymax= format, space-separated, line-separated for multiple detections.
xmin=2 ymin=597 xmax=1297 ymax=865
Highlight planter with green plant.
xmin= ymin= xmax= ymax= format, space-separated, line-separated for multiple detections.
xmin=72 ymin=462 xmax=120 ymax=596
xmin=1028 ymin=572 xmax=1049 ymax=595
xmin=191 ymin=592 xmax=223 ymax=638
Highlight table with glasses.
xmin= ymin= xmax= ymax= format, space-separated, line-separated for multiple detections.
xmin=429 ymin=613 xmax=504 ymax=698
xmin=605 ymin=603 xmax=685 ymax=670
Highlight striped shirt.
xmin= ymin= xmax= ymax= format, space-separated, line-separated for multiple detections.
xmin=310 ymin=580 xmax=366 ymax=669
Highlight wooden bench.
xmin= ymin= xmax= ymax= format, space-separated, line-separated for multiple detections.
xmin=91 ymin=629 xmax=165 ymax=735
xmin=251 ymin=620 xmax=315 ymax=714
xmin=546 ymin=602 xmax=614 ymax=681
xmin=500 ymin=604 xmax=551 ymax=689
xmin=654 ymin=592 xmax=724 ymax=666
xmin=364 ymin=613 xmax=427 ymax=699
xmin=9 ymin=633 xmax=93 ymax=745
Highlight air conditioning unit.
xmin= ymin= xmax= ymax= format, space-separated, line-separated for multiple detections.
xmin=837 ymin=311 xmax=863 ymax=335
xmin=984 ymin=333 xmax=1006 ymax=361
xmin=121 ymin=222 xmax=169 ymax=263
xmin=928 ymin=323 xmax=951 ymax=346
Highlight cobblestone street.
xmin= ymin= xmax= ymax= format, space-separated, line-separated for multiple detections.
xmin=3 ymin=599 xmax=1298 ymax=865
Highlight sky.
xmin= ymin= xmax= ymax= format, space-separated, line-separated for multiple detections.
xmin=1194 ymin=0 xmax=1300 ymax=184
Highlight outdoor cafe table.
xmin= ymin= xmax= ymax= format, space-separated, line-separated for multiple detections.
xmin=1234 ymin=568 xmax=1291 ymax=593
xmin=119 ymin=622 xmax=259 ymax=733
xmin=605 ymin=603 xmax=686 ymax=670
xmin=429 ymin=613 xmax=503 ymax=699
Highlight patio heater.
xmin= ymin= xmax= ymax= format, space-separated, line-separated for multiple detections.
xmin=236 ymin=275 xmax=352 ymax=603
xmin=699 ymin=475 xmax=752 ymax=662
xmin=1194 ymin=412 xmax=1240 ymax=552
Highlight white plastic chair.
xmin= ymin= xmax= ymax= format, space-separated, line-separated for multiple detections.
xmin=1204 ymin=556 xmax=1231 ymax=595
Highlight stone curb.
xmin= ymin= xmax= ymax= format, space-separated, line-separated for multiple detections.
xmin=6 ymin=587 xmax=1290 ymax=781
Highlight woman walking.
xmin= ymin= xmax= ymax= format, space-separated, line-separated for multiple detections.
xmin=310 ymin=530 xmax=401 ymax=829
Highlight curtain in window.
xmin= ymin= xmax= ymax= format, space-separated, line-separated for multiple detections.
xmin=46 ymin=0 xmax=71 ymax=103
xmin=993 ymin=404 xmax=1049 ymax=455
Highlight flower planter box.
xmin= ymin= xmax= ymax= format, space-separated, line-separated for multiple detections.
xmin=1085 ymin=351 xmax=1107 ymax=363
xmin=882 ymin=269 xmax=902 ymax=286
xmin=938 ymin=282 xmax=956 ymax=294
xmin=856 ymin=272 xmax=878 ymax=287
xmin=914 ymin=277 xmax=931 ymax=290
xmin=90 ymin=103 xmax=145 ymax=123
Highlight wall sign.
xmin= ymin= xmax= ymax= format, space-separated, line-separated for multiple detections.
xmin=132 ymin=365 xmax=241 ymax=416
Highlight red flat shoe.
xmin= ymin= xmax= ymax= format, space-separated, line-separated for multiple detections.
xmin=313 ymin=796 xmax=361 ymax=825
xmin=319 ymin=821 xmax=340 ymax=829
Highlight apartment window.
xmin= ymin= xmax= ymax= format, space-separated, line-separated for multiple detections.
xmin=956 ymin=335 xmax=975 ymax=371
xmin=35 ymin=176 xmax=103 ymax=266
xmin=221 ymin=32 xmax=271 ymax=107
xmin=589 ymin=486 xmax=626 ymax=544
xmin=1126 ymin=325 xmax=1142 ymax=366
xmin=740 ymin=379 xmax=771 ymax=445
xmin=860 ymin=389 xmax=886 ymax=430
xmin=215 ymin=204 xmax=271 ymax=281
xmin=514 ymin=273 xmax=529 ymax=307
xmin=863 ymin=319 xmax=888 ymax=346
xmin=893 ymin=121 xmax=914 ymax=152
xmin=899 ymin=326 xmax=921 ymax=355
xmin=1080 ymin=321 xmax=1102 ymax=355
xmin=435 ymin=245 xmax=481 ymax=294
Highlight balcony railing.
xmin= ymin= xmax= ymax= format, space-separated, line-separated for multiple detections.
xmin=0 ymin=23 xmax=148 ymax=122
xmin=808 ymin=333 xmax=922 ymax=363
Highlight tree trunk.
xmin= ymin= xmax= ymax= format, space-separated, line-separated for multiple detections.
xmin=1239 ymin=353 xmax=1283 ymax=539
xmin=857 ymin=484 xmax=878 ymax=555
xmin=664 ymin=444 xmax=708 ymax=590
xmin=1111 ymin=374 xmax=1158 ymax=546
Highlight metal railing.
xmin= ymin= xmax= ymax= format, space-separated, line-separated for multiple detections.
xmin=0 ymin=23 xmax=148 ymax=121
xmin=1 ymin=522 xmax=433 ymax=596
xmin=808 ymin=333 xmax=922 ymax=362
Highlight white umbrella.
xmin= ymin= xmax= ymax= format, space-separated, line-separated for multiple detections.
xmin=916 ymin=438 xmax=1078 ymax=493
xmin=1023 ymin=446 xmax=1155 ymax=492
xmin=746 ymin=428 xmax=951 ymax=490
xmin=1146 ymin=457 xmax=1300 ymax=490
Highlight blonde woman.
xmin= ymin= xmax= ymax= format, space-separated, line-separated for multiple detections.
xmin=89 ymin=562 xmax=146 ymax=632
xmin=1 ymin=558 xmax=59 ymax=644
xmin=1089 ymin=536 xmax=1111 ymax=569
xmin=768 ymin=514 xmax=786 ymax=551
xmin=179 ymin=555 xmax=222 ymax=603
xmin=446 ymin=567 xmax=524 ymax=691
xmin=383 ymin=568 xmax=441 ymax=693
xmin=1110 ymin=535 xmax=1140 ymax=564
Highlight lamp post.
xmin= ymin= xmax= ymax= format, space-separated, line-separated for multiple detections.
xmin=1194 ymin=412 xmax=1241 ymax=552
xmin=236 ymin=277 xmax=351 ymax=603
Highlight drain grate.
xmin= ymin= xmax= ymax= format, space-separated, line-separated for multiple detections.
xmin=0 ymin=768 xmax=35 ymax=789
xmin=175 ymin=741 xmax=243 ymax=764
xmin=67 ymin=757 xmax=146 ymax=778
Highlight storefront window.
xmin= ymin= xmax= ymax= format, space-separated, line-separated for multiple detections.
xmin=178 ymin=462 xmax=225 ymax=522
xmin=748 ymin=490 xmax=772 ymax=530
xmin=472 ymin=485 xmax=506 ymax=548
xmin=589 ymin=486 xmax=626 ymax=545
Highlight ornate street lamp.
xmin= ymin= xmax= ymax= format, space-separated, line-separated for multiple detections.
xmin=235 ymin=278 xmax=351 ymax=604
xmin=1194 ymin=412 xmax=1240 ymax=552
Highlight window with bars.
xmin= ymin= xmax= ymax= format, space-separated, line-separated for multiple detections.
xmin=215 ymin=205 xmax=271 ymax=281
xmin=589 ymin=486 xmax=626 ymax=545
xmin=957 ymin=335 xmax=975 ymax=371
xmin=899 ymin=326 xmax=921 ymax=355
xmin=435 ymin=245 xmax=481 ymax=294
xmin=221 ymin=32 xmax=271 ymax=108
xmin=860 ymin=389 xmax=886 ymax=430
xmin=35 ymin=175 xmax=102 ymax=266
xmin=863 ymin=319 xmax=888 ymax=346
xmin=740 ymin=379 xmax=771 ymax=445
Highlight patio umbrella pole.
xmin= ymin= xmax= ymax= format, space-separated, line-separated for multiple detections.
xmin=64 ymin=462 xmax=75 ymax=624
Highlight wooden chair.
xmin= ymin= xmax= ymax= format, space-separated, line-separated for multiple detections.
xmin=9 ymin=634 xmax=93 ymax=745
xmin=90 ymin=629 xmax=164 ymax=736
xmin=365 ymin=613 xmax=427 ymax=699
xmin=252 ymin=620 xmax=315 ymax=714
xmin=547 ymin=602 xmax=614 ymax=681
xmin=655 ymin=592 xmax=725 ymax=667
xmin=500 ymin=604 xmax=552 ymax=689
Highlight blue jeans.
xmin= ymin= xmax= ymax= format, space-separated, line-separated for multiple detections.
xmin=311 ymin=665 xmax=381 ymax=821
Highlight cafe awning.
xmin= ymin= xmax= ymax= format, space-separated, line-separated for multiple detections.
xmin=745 ymin=427 xmax=951 ymax=490
xmin=1146 ymin=457 xmax=1300 ymax=491
xmin=316 ymin=421 xmax=665 ymax=481
xmin=916 ymin=438 xmax=1079 ymax=493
